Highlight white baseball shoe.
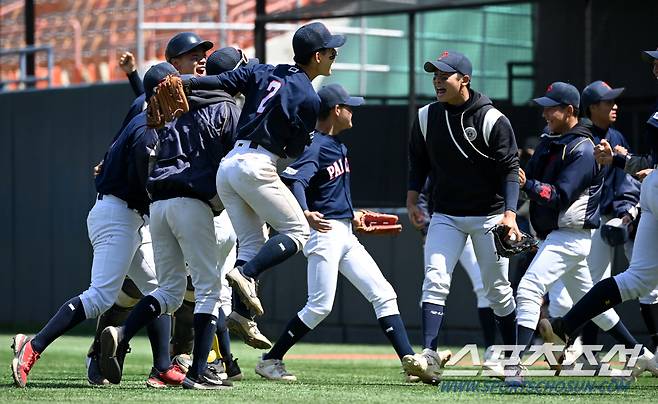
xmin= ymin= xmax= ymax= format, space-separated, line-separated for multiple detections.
xmin=255 ymin=357 xmax=297 ymax=381
xmin=401 ymin=348 xmax=451 ymax=385
xmin=227 ymin=311 xmax=273 ymax=349
xmin=630 ymin=347 xmax=658 ymax=380
xmin=226 ymin=267 xmax=264 ymax=316
xmin=504 ymin=364 xmax=527 ymax=387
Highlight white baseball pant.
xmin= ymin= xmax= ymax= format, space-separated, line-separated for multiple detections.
xmin=149 ymin=197 xmax=221 ymax=316
xmin=614 ymin=171 xmax=658 ymax=302
xmin=80 ymin=195 xmax=158 ymax=319
xmin=213 ymin=211 xmax=237 ymax=316
xmin=422 ymin=213 xmax=515 ymax=317
xmin=216 ymin=143 xmax=309 ymax=262
xmin=516 ymin=227 xmax=619 ymax=331
xmin=297 ymin=219 xmax=399 ymax=329
xmin=459 ymin=237 xmax=489 ymax=308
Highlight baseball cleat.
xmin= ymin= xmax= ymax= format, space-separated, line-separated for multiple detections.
xmin=206 ymin=359 xmax=229 ymax=381
xmin=222 ymin=355 xmax=243 ymax=381
xmin=146 ymin=364 xmax=187 ymax=388
xmin=99 ymin=326 xmax=130 ymax=384
xmin=255 ymin=357 xmax=297 ymax=381
xmin=227 ymin=311 xmax=273 ymax=349
xmin=11 ymin=335 xmax=40 ymax=388
xmin=401 ymin=348 xmax=450 ymax=385
xmin=226 ymin=267 xmax=264 ymax=316
xmin=402 ymin=368 xmax=421 ymax=383
xmin=182 ymin=367 xmax=233 ymax=390
xmin=630 ymin=347 xmax=658 ymax=381
xmin=86 ymin=354 xmax=110 ymax=386
xmin=172 ymin=353 xmax=193 ymax=373
xmin=504 ymin=364 xmax=527 ymax=387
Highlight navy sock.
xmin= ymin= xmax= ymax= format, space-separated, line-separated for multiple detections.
xmin=494 ymin=311 xmax=516 ymax=346
xmin=232 ymin=289 xmax=252 ymax=318
xmin=264 ymin=315 xmax=311 ymax=360
xmin=581 ymin=321 xmax=599 ymax=346
xmin=421 ymin=303 xmax=444 ymax=350
xmin=122 ymin=295 xmax=162 ymax=342
xmin=378 ymin=315 xmax=414 ymax=359
xmin=639 ymin=303 xmax=658 ymax=351
xmin=146 ymin=314 xmax=172 ymax=372
xmin=31 ymin=296 xmax=87 ymax=353
xmin=188 ymin=313 xmax=217 ymax=379
xmin=242 ymin=234 xmax=298 ymax=279
xmin=478 ymin=307 xmax=497 ymax=348
xmin=562 ymin=278 xmax=622 ymax=338
xmin=215 ymin=311 xmax=232 ymax=363
xmin=516 ymin=325 xmax=535 ymax=353
xmin=607 ymin=321 xmax=640 ymax=349
xmin=494 ymin=311 xmax=516 ymax=358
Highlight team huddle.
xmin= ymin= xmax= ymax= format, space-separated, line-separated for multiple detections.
xmin=8 ymin=19 xmax=658 ymax=390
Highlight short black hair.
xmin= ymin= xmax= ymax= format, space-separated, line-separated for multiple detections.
xmin=318 ymin=106 xmax=332 ymax=120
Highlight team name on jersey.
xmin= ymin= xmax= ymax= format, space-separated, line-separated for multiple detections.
xmin=326 ymin=157 xmax=350 ymax=180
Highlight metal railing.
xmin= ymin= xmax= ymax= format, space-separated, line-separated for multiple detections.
xmin=0 ymin=45 xmax=53 ymax=90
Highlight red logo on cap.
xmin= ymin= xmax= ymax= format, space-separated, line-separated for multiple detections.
xmin=439 ymin=51 xmax=449 ymax=59
xmin=602 ymin=81 xmax=611 ymax=89
xmin=546 ymin=84 xmax=553 ymax=92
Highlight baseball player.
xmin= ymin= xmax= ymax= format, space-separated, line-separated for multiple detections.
xmin=97 ymin=56 xmax=242 ymax=389
xmin=540 ymin=48 xmax=658 ymax=378
xmin=544 ymin=80 xmax=649 ymax=350
xmin=86 ymin=52 xmax=150 ymax=386
xmin=11 ymin=65 xmax=186 ymax=389
xmin=406 ymin=51 xmax=521 ymax=365
xmin=509 ymin=82 xmax=649 ymax=385
xmin=252 ymin=83 xmax=443 ymax=385
xmin=181 ymin=22 xmax=346 ymax=317
xmin=416 ymin=178 xmax=499 ymax=360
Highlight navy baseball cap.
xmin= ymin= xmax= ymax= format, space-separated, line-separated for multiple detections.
xmin=581 ymin=80 xmax=624 ymax=110
xmin=206 ymin=47 xmax=248 ymax=75
xmin=293 ymin=22 xmax=346 ymax=58
xmin=642 ymin=48 xmax=658 ymax=61
xmin=144 ymin=62 xmax=179 ymax=99
xmin=424 ymin=51 xmax=473 ymax=76
xmin=532 ymin=82 xmax=580 ymax=107
xmin=317 ymin=83 xmax=364 ymax=111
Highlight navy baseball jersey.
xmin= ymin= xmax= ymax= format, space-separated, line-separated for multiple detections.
xmin=281 ymin=131 xmax=354 ymax=220
xmin=95 ymin=111 xmax=158 ymax=215
xmin=186 ymin=63 xmax=320 ymax=158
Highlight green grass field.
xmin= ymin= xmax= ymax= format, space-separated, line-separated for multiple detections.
xmin=1 ymin=334 xmax=657 ymax=403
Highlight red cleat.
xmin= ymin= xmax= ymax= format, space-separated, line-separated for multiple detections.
xmin=146 ymin=364 xmax=186 ymax=388
xmin=11 ymin=335 xmax=40 ymax=388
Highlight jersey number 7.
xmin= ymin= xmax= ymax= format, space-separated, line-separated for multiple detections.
xmin=257 ymin=80 xmax=282 ymax=113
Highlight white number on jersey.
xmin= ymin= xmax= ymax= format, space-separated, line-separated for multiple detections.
xmin=257 ymin=80 xmax=282 ymax=113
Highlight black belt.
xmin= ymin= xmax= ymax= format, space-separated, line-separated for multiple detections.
xmin=237 ymin=141 xmax=259 ymax=149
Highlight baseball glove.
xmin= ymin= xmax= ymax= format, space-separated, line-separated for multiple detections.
xmin=354 ymin=210 xmax=402 ymax=235
xmin=489 ymin=224 xmax=538 ymax=258
xmin=146 ymin=75 xmax=189 ymax=129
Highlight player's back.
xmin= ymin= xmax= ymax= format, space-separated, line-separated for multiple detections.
xmin=236 ymin=63 xmax=320 ymax=159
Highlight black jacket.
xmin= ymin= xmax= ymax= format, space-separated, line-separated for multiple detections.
xmin=147 ymin=90 xmax=240 ymax=209
xmin=408 ymin=90 xmax=519 ymax=216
